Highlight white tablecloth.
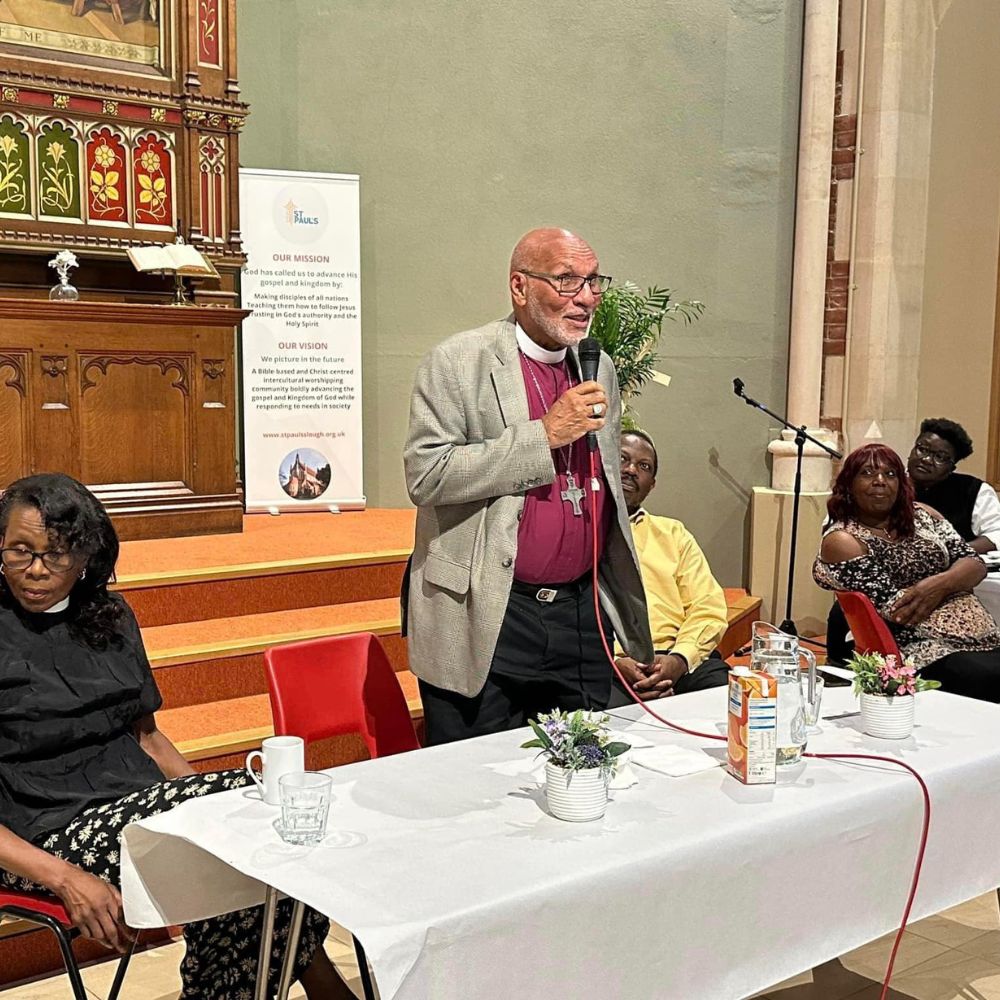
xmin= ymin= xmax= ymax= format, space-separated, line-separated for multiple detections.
xmin=121 ymin=688 xmax=1000 ymax=1000
xmin=975 ymin=574 xmax=1000 ymax=623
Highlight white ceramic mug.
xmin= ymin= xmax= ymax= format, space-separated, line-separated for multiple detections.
xmin=245 ymin=736 xmax=305 ymax=805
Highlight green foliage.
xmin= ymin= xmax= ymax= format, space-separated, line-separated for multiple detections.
xmin=520 ymin=708 xmax=630 ymax=777
xmin=589 ymin=282 xmax=705 ymax=430
xmin=849 ymin=650 xmax=941 ymax=697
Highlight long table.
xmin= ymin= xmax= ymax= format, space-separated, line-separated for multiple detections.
xmin=120 ymin=688 xmax=1000 ymax=1000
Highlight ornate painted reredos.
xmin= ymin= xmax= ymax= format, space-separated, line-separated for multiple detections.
xmin=0 ymin=0 xmax=246 ymax=297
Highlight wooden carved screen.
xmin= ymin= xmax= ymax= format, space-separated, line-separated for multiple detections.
xmin=0 ymin=0 xmax=246 ymax=299
xmin=0 ymin=2 xmax=248 ymax=538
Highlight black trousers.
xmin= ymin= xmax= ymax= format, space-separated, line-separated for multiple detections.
xmin=606 ymin=650 xmax=730 ymax=709
xmin=420 ymin=575 xmax=614 ymax=746
xmin=921 ymin=649 xmax=1000 ymax=703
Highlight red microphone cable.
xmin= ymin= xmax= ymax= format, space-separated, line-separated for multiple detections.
xmin=586 ymin=450 xmax=930 ymax=1000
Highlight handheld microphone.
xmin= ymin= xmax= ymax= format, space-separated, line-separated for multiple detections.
xmin=578 ymin=337 xmax=602 ymax=451
xmin=733 ymin=377 xmax=745 ymax=397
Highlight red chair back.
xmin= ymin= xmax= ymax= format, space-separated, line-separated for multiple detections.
xmin=264 ymin=632 xmax=419 ymax=759
xmin=836 ymin=591 xmax=903 ymax=659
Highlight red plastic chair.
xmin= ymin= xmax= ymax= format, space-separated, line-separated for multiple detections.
xmin=0 ymin=889 xmax=135 ymax=999
xmin=836 ymin=591 xmax=904 ymax=659
xmin=264 ymin=632 xmax=418 ymax=1000
xmin=264 ymin=632 xmax=419 ymax=758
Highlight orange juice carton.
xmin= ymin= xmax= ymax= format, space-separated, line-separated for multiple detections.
xmin=727 ymin=666 xmax=777 ymax=785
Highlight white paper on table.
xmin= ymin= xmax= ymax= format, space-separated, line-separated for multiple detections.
xmin=631 ymin=745 xmax=720 ymax=777
xmin=609 ymin=764 xmax=638 ymax=789
xmin=606 ymin=729 xmax=655 ymax=749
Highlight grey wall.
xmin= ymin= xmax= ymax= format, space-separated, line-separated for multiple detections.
xmin=238 ymin=0 xmax=802 ymax=585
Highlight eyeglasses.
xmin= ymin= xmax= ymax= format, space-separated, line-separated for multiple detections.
xmin=518 ymin=270 xmax=613 ymax=296
xmin=911 ymin=443 xmax=954 ymax=466
xmin=1 ymin=547 xmax=76 ymax=573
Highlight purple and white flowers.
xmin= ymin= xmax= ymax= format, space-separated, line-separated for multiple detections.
xmin=521 ymin=709 xmax=630 ymax=777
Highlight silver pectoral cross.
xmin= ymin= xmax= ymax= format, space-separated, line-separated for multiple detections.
xmin=561 ymin=472 xmax=585 ymax=516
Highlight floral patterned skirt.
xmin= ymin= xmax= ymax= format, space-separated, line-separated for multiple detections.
xmin=1 ymin=770 xmax=330 ymax=1000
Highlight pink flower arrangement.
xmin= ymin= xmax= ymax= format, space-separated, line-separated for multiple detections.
xmin=850 ymin=651 xmax=941 ymax=697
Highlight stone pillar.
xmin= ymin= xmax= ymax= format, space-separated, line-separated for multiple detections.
xmin=752 ymin=0 xmax=840 ymax=631
xmin=843 ymin=1 xmax=937 ymax=458
xmin=768 ymin=0 xmax=841 ymax=493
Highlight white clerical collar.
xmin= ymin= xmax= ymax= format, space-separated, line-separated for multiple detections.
xmin=515 ymin=322 xmax=567 ymax=364
xmin=43 ymin=597 xmax=70 ymax=613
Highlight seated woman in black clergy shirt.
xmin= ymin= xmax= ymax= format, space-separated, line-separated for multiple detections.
xmin=907 ymin=417 xmax=1000 ymax=554
xmin=814 ymin=443 xmax=1000 ymax=703
xmin=825 ymin=417 xmax=1000 ymax=662
xmin=0 ymin=474 xmax=350 ymax=1000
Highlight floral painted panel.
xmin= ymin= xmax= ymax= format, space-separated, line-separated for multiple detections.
xmin=198 ymin=0 xmax=221 ymax=66
xmin=37 ymin=123 xmax=82 ymax=220
xmin=0 ymin=116 xmax=31 ymax=217
xmin=133 ymin=132 xmax=173 ymax=227
xmin=86 ymin=127 xmax=128 ymax=225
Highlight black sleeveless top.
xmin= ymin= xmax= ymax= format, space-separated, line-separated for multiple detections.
xmin=0 ymin=595 xmax=165 ymax=845
xmin=914 ymin=471 xmax=983 ymax=542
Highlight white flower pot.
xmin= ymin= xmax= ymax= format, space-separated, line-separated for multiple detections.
xmin=860 ymin=692 xmax=915 ymax=739
xmin=544 ymin=762 xmax=608 ymax=822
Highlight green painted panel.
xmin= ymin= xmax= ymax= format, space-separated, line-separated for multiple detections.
xmin=0 ymin=117 xmax=30 ymax=217
xmin=37 ymin=124 xmax=82 ymax=220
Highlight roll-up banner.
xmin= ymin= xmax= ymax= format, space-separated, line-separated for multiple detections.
xmin=239 ymin=168 xmax=364 ymax=513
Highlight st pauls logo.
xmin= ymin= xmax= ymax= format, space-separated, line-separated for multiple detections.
xmin=283 ymin=198 xmax=320 ymax=227
xmin=273 ymin=185 xmax=328 ymax=245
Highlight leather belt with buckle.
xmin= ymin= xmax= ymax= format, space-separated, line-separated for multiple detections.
xmin=535 ymin=588 xmax=558 ymax=603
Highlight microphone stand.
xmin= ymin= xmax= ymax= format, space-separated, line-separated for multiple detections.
xmin=733 ymin=379 xmax=842 ymax=635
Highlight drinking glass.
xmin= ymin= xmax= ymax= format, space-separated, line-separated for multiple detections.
xmin=278 ymin=772 xmax=333 ymax=845
xmin=803 ymin=675 xmax=825 ymax=733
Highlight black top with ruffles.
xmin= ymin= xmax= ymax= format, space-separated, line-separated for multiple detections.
xmin=0 ymin=595 xmax=165 ymax=845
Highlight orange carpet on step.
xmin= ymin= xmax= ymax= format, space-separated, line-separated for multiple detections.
xmin=116 ymin=509 xmax=416 ymax=579
xmin=143 ymin=598 xmax=400 ymax=655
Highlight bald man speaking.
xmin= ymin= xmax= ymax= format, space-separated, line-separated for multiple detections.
xmin=403 ymin=228 xmax=653 ymax=744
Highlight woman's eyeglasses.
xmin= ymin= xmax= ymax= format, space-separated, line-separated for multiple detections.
xmin=0 ymin=547 xmax=76 ymax=573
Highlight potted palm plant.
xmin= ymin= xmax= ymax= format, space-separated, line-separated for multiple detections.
xmin=589 ymin=282 xmax=704 ymax=429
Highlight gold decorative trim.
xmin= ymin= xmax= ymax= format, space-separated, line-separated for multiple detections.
xmin=1 ymin=87 xmax=18 ymax=103
xmin=184 ymin=109 xmax=207 ymax=125
xmin=103 ymin=100 xmax=119 ymax=116
xmin=52 ymin=93 xmax=70 ymax=109
xmin=150 ymin=106 xmax=167 ymax=123
xmin=227 ymin=116 xmax=245 ymax=131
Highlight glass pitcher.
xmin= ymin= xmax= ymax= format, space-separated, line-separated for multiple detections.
xmin=750 ymin=623 xmax=816 ymax=765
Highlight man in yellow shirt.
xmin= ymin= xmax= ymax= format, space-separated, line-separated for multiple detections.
xmin=610 ymin=431 xmax=730 ymax=704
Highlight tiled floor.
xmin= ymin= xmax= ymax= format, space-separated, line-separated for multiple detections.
xmin=3 ymin=893 xmax=999 ymax=999
xmin=753 ymin=891 xmax=1000 ymax=1000
xmin=0 ymin=921 xmax=363 ymax=999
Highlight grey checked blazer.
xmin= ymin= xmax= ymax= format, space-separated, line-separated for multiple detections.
xmin=402 ymin=315 xmax=653 ymax=697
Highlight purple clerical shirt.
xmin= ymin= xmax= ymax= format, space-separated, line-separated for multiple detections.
xmin=514 ymin=350 xmax=611 ymax=584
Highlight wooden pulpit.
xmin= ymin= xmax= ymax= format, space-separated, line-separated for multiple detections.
xmin=0 ymin=299 xmax=247 ymax=541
